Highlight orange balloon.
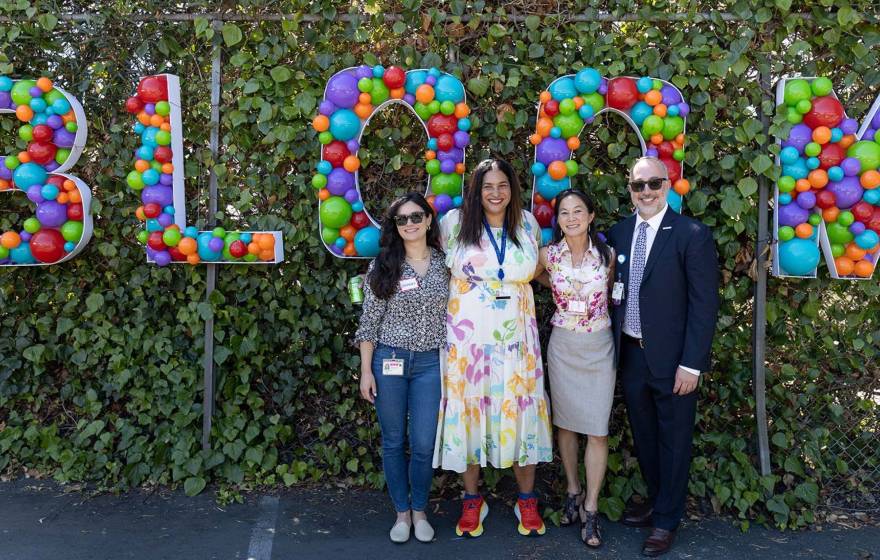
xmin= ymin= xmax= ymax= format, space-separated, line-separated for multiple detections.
xmin=137 ymin=112 xmax=152 ymax=126
xmin=57 ymin=192 xmax=69 ymax=204
xmin=839 ymin=134 xmax=855 ymax=149
xmin=160 ymin=122 xmax=171 ymax=131
xmin=536 ymin=117 xmax=553 ymax=137
xmin=854 ymin=260 xmax=874 ymax=278
xmin=860 ymin=170 xmax=880 ymax=189
xmin=343 ymin=155 xmax=360 ymax=172
xmin=425 ymin=150 xmax=436 ymax=160
xmin=186 ymin=253 xmax=201 ymax=265
xmin=248 ymin=242 xmax=260 ymax=255
xmin=455 ymin=163 xmax=465 ymax=174
xmin=426 ymin=195 xmax=436 ymax=210
xmin=807 ymin=169 xmax=828 ymax=189
xmin=340 ymin=225 xmax=357 ymax=241
xmin=149 ymin=114 xmax=164 ymax=127
xmin=415 ymin=84 xmax=435 ymax=104
xmin=161 ymin=163 xmax=174 ymax=174
xmin=653 ymin=103 xmax=667 ymax=117
xmin=529 ymin=133 xmax=543 ymax=145
xmin=822 ymin=206 xmax=840 ymax=222
xmin=359 ymin=92 xmax=372 ymax=104
xmin=834 ymin=256 xmax=855 ymax=276
xmin=539 ymin=91 xmax=552 ymax=103
xmin=68 ymin=190 xmax=81 ymax=204
xmin=342 ymin=242 xmax=357 ymax=257
xmin=135 ymin=159 xmax=150 ymax=172
xmin=1 ymin=231 xmax=21 ymax=249
xmin=318 ymin=188 xmax=330 ymax=201
xmin=845 ymin=243 xmax=867 ymax=261
xmin=354 ymin=103 xmax=373 ymax=119
xmin=259 ymin=249 xmax=276 ymax=261
xmin=63 ymin=179 xmax=75 ymax=192
xmin=795 ymin=179 xmax=812 ymax=192
xmin=178 ymin=237 xmax=197 ymax=255
xmin=390 ymin=88 xmax=405 ymax=99
xmin=567 ymin=137 xmax=581 ymax=150
xmin=312 ymin=114 xmax=329 ymax=132
xmin=811 ymin=126 xmax=831 ymax=144
xmin=36 ymin=77 xmax=53 ymax=92
xmin=15 ymin=105 xmax=34 ymax=122
xmin=0 ymin=179 xmax=10 ymax=190
xmin=534 ymin=194 xmax=545 ymax=204
xmin=572 ymin=96 xmax=584 ymax=109
xmin=62 ymin=110 xmax=76 ymax=124
xmin=454 ymin=102 xmax=470 ymax=118
xmin=258 ymin=234 xmax=275 ymax=250
xmin=795 ymin=223 xmax=813 ymax=238
xmin=673 ymin=178 xmax=690 ymax=195
xmin=548 ymin=161 xmax=567 ymax=180
xmin=17 ymin=151 xmax=30 ymax=164
xmin=135 ymin=206 xmax=146 ymax=221
xmin=650 ymin=133 xmax=663 ymax=145
xmin=644 ymin=90 xmax=662 ymax=106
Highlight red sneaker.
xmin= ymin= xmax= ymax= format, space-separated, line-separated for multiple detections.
xmin=456 ymin=495 xmax=489 ymax=537
xmin=514 ymin=496 xmax=546 ymax=536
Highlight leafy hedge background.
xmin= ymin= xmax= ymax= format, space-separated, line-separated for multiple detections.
xmin=1 ymin=0 xmax=878 ymax=530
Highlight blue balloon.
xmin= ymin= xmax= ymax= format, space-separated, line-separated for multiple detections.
xmin=531 ymin=162 xmax=547 ymax=176
xmin=372 ymin=65 xmax=385 ymax=78
xmin=667 ymin=105 xmax=680 ymax=117
xmin=574 ymin=68 xmax=602 ymax=94
xmin=830 ymin=127 xmax=843 ymax=143
xmin=550 ymin=127 xmax=562 ymax=138
xmin=578 ymin=104 xmax=595 ymax=120
xmin=549 ymin=77 xmax=577 ymax=101
xmin=827 ymin=166 xmax=844 ymax=182
xmin=453 ymin=196 xmax=462 ymax=207
xmin=536 ymin=174 xmax=570 ymax=200
xmin=805 ymin=157 xmax=820 ymax=170
xmin=29 ymin=98 xmax=47 ymax=112
xmin=137 ymin=145 xmax=155 ymax=161
xmin=51 ymin=98 xmax=71 ymax=114
xmin=778 ymin=238 xmax=820 ymax=276
xmin=133 ymin=123 xmax=145 ymax=134
xmin=184 ymin=225 xmax=199 ymax=238
xmin=778 ymin=193 xmax=793 ymax=205
xmin=317 ymin=160 xmax=332 ymax=175
xmin=780 ymin=146 xmax=800 ymax=164
xmin=666 ymin=190 xmax=683 ymax=213
xmin=30 ymin=114 xmax=48 ymax=126
xmin=12 ymin=162 xmax=47 ymax=189
xmin=0 ymin=76 xmax=12 ymax=91
xmin=629 ymin=102 xmax=653 ymax=126
xmin=404 ymin=70 xmax=428 ymax=95
xmin=163 ymin=205 xmax=175 ymax=215
xmin=329 ymin=109 xmax=361 ymax=142
xmin=354 ymin=226 xmax=381 ymax=257
xmin=427 ymin=138 xmax=438 ymax=150
xmin=240 ymin=232 xmax=252 ymax=244
xmin=434 ymin=74 xmax=465 ymax=103
xmin=197 ymin=232 xmax=222 ymax=261
xmin=64 ymin=241 xmax=75 ymax=252
xmin=146 ymin=219 xmax=163 ymax=232
xmin=9 ymin=243 xmax=35 ymax=264
xmin=782 ymin=160 xmax=808 ymax=180
xmin=540 ymin=227 xmax=553 ymax=247
xmin=636 ymin=77 xmax=653 ymax=94
xmin=334 ymin=236 xmax=346 ymax=248
xmin=428 ymin=67 xmax=441 ymax=78
xmin=141 ymin=126 xmax=160 ymax=147
xmin=352 ymin=201 xmax=364 ymax=212
xmin=863 ymin=189 xmax=880 ymax=205
xmin=142 ymin=169 xmax=160 ymax=186
xmin=41 ymin=184 xmax=59 ymax=200
xmin=856 ymin=230 xmax=879 ymax=250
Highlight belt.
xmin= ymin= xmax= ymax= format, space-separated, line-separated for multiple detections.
xmin=623 ymin=333 xmax=645 ymax=348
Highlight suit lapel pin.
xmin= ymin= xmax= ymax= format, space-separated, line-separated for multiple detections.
xmin=618 ymin=254 xmax=627 ymax=264
xmin=662 ymin=226 xmax=672 ymax=230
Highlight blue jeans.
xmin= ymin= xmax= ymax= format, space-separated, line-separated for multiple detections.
xmin=371 ymin=344 xmax=441 ymax=512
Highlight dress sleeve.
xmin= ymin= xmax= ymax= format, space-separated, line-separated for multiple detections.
xmin=439 ymin=209 xmax=460 ymax=268
xmin=354 ymin=262 xmax=387 ymax=345
xmin=523 ymin=210 xmax=542 ymax=246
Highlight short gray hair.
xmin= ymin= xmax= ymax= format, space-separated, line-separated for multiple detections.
xmin=629 ymin=156 xmax=669 ymax=180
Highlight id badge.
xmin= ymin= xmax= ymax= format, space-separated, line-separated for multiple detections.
xmin=568 ymin=298 xmax=588 ymax=314
xmin=399 ymin=277 xmax=419 ymax=292
xmin=495 ymin=289 xmax=511 ymax=300
xmin=382 ymin=358 xmax=404 ymax=376
xmin=612 ymin=282 xmax=624 ymax=304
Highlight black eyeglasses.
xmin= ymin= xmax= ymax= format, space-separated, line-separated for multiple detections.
xmin=628 ymin=177 xmax=667 ymax=192
xmin=392 ymin=211 xmax=426 ymax=226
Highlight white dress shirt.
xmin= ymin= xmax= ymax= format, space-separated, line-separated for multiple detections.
xmin=623 ymin=204 xmax=700 ymax=377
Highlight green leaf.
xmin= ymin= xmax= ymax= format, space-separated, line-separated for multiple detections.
xmin=750 ymin=154 xmax=774 ymax=175
xmin=528 ymin=44 xmax=544 ymax=59
xmin=466 ymin=77 xmax=489 ymax=97
xmin=85 ymin=293 xmax=104 ymax=314
xmin=771 ymin=432 xmax=788 ymax=449
xmin=525 ymin=15 xmax=541 ymax=30
xmin=775 ymin=0 xmax=792 ymax=10
xmin=184 ymin=477 xmax=207 ymax=496
xmin=270 ymin=66 xmax=292 ymax=83
xmin=737 ymin=177 xmax=758 ymax=197
xmin=222 ymin=23 xmax=243 ymax=46
xmin=794 ymin=482 xmax=818 ymax=504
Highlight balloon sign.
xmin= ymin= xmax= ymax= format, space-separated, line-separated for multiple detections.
xmin=773 ymin=76 xmax=880 ymax=279
xmin=312 ymin=65 xmax=470 ymax=258
xmin=124 ymin=74 xmax=283 ymax=266
xmin=0 ymin=76 xmax=93 ymax=265
xmin=529 ymin=69 xmax=690 ymax=245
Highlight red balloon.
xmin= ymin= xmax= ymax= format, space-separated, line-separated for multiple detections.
xmin=322 ymin=141 xmax=350 ymax=168
xmin=437 ymin=133 xmax=454 ymax=151
xmin=125 ymin=96 xmax=144 ymax=114
xmin=427 ymin=114 xmax=457 ymax=137
xmin=27 ymin=141 xmax=57 ymax=165
xmin=383 ymin=66 xmax=405 ymax=90
xmin=660 ymin=156 xmax=681 ymax=183
xmin=544 ymin=100 xmax=559 ymax=117
xmin=803 ymin=96 xmax=844 ymax=129
xmin=606 ymin=77 xmax=639 ymax=111
xmin=148 ymin=231 xmax=166 ymax=250
xmin=818 ymin=143 xmax=844 ymax=170
xmin=137 ymin=75 xmax=168 ymax=103
xmin=229 ymin=240 xmax=247 ymax=258
xmin=153 ymin=146 xmax=173 ymax=164
xmin=67 ymin=203 xmax=84 ymax=221
xmin=32 ymin=125 xmax=53 ymax=143
xmin=852 ymin=201 xmax=874 ymax=223
xmin=351 ymin=211 xmax=370 ymax=229
xmin=657 ymin=141 xmax=674 ymax=158
xmin=533 ymin=203 xmax=554 ymax=228
xmin=868 ymin=208 xmax=880 ymax=234
xmin=815 ymin=189 xmax=836 ymax=209
xmin=29 ymin=229 xmax=66 ymax=263
xmin=46 ymin=176 xmax=65 ymax=188
xmin=143 ymin=203 xmax=162 ymax=218
xmin=168 ymin=246 xmax=187 ymax=261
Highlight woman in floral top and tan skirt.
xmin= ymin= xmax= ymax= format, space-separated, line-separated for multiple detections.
xmin=537 ymin=189 xmax=615 ymax=549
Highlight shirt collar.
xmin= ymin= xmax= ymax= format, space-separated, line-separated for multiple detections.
xmin=558 ymin=238 xmax=600 ymax=261
xmin=635 ymin=204 xmax=668 ymax=232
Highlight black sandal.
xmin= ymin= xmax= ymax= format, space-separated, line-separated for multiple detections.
xmin=579 ymin=504 xmax=602 ymax=549
xmin=559 ymin=490 xmax=584 ymax=526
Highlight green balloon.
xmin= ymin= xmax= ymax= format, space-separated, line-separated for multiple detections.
xmin=221 ymin=233 xmax=239 ymax=260
xmin=582 ymin=92 xmax=605 ymax=114
xmin=795 ymin=99 xmax=812 ymax=115
xmin=318 ymin=131 xmax=333 ymax=144
xmin=559 ymin=98 xmax=576 ymax=115
xmin=428 ymin=100 xmax=441 ymax=114
xmin=127 ymin=170 xmax=145 ymax=190
xmin=43 ymin=89 xmax=65 ymax=105
xmin=826 ymin=222 xmax=854 ymax=245
xmin=243 ymin=253 xmax=258 ymax=262
xmin=425 ymin=159 xmax=441 ymax=176
xmin=831 ymin=243 xmax=845 ymax=258
xmin=65 ymin=121 xmax=77 ymax=132
xmin=778 ymin=176 xmax=796 ymax=193
xmin=837 ymin=210 xmax=855 ymax=227
xmin=778 ymin=226 xmax=795 ymax=241
xmin=155 ymin=101 xmax=171 ymax=116
xmin=783 ymin=79 xmax=812 ymax=106
xmin=440 ymin=100 xmax=456 ymax=115
xmin=162 ymin=228 xmax=182 ymax=246
xmin=673 ymin=148 xmax=685 ymax=161
xmin=431 ymin=173 xmax=462 ymax=196
xmin=60 ymin=220 xmax=83 ymax=242
xmin=565 ymin=160 xmax=579 ymax=176
xmin=414 ymin=102 xmax=432 ymax=120
xmin=10 ymin=80 xmax=36 ymax=105
xmin=23 ymin=217 xmax=41 ymax=233
xmin=641 ymin=115 xmax=664 ymax=136
xmin=0 ymin=246 xmax=8 ymax=259
xmin=357 ymin=77 xmax=373 ymax=92
xmin=554 ymin=113 xmax=584 ymax=138
xmin=212 ymin=227 xmax=226 ymax=238
xmin=804 ymin=142 xmax=821 ymax=157
xmin=320 ymin=196 xmax=353 ymax=229
xmin=312 ymin=173 xmax=327 ymax=189
xmin=151 ymin=160 xmax=163 ymax=172
xmin=370 ymin=78 xmax=389 ymax=104
xmin=652 ymin=79 xmax=663 ymax=90
xmin=662 ymin=116 xmax=684 ymax=140
xmin=811 ymin=77 xmax=833 ymax=97
xmin=18 ymin=125 xmax=33 ymax=142
xmin=786 ymin=106 xmax=803 ymax=124
xmin=4 ymin=155 xmax=19 ymax=170
xmin=155 ymin=130 xmax=171 ymax=145
xmin=808 ymin=213 xmax=822 ymax=226
xmin=847 ymin=141 xmax=880 ymax=172
xmin=137 ymin=230 xmax=149 ymax=244
xmin=321 ymin=226 xmax=340 ymax=245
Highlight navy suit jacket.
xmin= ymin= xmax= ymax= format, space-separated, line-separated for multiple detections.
xmin=607 ymin=209 xmax=720 ymax=378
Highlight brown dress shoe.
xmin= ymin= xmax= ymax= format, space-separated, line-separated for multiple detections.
xmin=622 ymin=502 xmax=653 ymax=527
xmin=641 ymin=527 xmax=675 ymax=557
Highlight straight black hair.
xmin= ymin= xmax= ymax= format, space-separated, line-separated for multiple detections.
xmin=456 ymin=158 xmax=523 ymax=249
xmin=551 ymin=189 xmax=612 ymax=267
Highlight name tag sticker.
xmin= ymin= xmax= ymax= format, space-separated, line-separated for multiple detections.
xmin=382 ymin=359 xmax=404 ymax=376
xmin=399 ymin=277 xmax=419 ymax=292
xmin=612 ymin=282 xmax=625 ymax=303
xmin=568 ymin=298 xmax=588 ymax=314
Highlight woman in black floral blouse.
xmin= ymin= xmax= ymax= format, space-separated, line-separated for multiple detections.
xmin=355 ymin=192 xmax=450 ymax=544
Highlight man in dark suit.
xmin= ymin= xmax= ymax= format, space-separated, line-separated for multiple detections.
xmin=606 ymin=157 xmax=720 ymax=557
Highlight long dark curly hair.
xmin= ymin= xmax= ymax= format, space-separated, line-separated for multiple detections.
xmin=367 ymin=192 xmax=441 ymax=299
xmin=552 ymin=189 xmax=612 ymax=267
xmin=456 ymin=158 xmax=523 ymax=249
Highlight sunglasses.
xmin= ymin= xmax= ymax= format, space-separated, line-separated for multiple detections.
xmin=392 ymin=211 xmax=426 ymax=226
xmin=628 ymin=177 xmax=667 ymax=192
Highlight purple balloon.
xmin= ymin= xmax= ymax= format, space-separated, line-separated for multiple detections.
xmin=29 ymin=86 xmax=43 ymax=97
xmin=326 ymin=168 xmax=355 ymax=196
xmin=437 ymin=147 xmax=464 ymax=163
xmin=646 ymin=148 xmax=659 ymax=157
xmin=0 ymin=91 xmax=10 ymax=109
xmin=46 ymin=114 xmax=63 ymax=129
xmin=344 ymin=188 xmax=360 ymax=203
xmin=208 ymin=237 xmax=224 ymax=252
xmin=329 ymin=243 xmax=343 ymax=255
xmin=52 ymin=128 xmax=76 ymax=148
xmin=453 ymin=130 xmax=470 ymax=148
xmin=159 ymin=173 xmax=173 ymax=185
xmin=778 ymin=202 xmax=810 ymax=227
xmin=325 ymin=72 xmax=359 ymax=109
xmin=783 ymin=123 xmax=813 ymax=152
xmin=434 ymin=194 xmax=453 ymax=214
xmin=864 ymin=129 xmax=876 ymax=142
xmin=677 ymin=102 xmax=690 ymax=117
xmin=403 ymin=93 xmax=416 ymax=105
xmin=355 ymin=66 xmax=372 ymax=80
xmin=850 ymin=221 xmax=866 ymax=235
xmin=0 ymin=166 xmax=11 ymax=180
xmin=20 ymin=231 xmax=31 ymax=242
xmin=660 ymin=85 xmax=682 ymax=106
xmin=157 ymin=213 xmax=173 ymax=227
xmin=872 ymin=111 xmax=880 ymax=129
xmin=36 ymin=200 xmax=67 ymax=227
xmin=841 ymin=157 xmax=861 ymax=176
xmin=796 ymin=191 xmax=816 ymax=209
xmin=425 ymin=75 xmax=437 ymax=86
xmin=535 ymin=137 xmax=570 ymax=165
xmin=440 ymin=159 xmax=456 ymax=174
xmin=346 ymin=140 xmax=360 ymax=153
xmin=319 ymin=100 xmax=336 ymax=116
xmin=26 ymin=185 xmax=44 ymax=203
xmin=598 ymin=78 xmax=608 ymax=95
xmin=44 ymin=161 xmax=60 ymax=172
xmin=841 ymin=118 xmax=859 ymax=135
xmin=144 ymin=103 xmax=156 ymax=116
xmin=154 ymin=250 xmax=171 ymax=266
xmin=141 ymin=185 xmax=174 ymax=207
xmin=827 ymin=176 xmax=864 ymax=209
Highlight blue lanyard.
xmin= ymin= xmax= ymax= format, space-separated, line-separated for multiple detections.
xmin=482 ymin=218 xmax=507 ymax=280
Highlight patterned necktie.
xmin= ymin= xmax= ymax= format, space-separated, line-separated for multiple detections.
xmin=625 ymin=221 xmax=649 ymax=337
